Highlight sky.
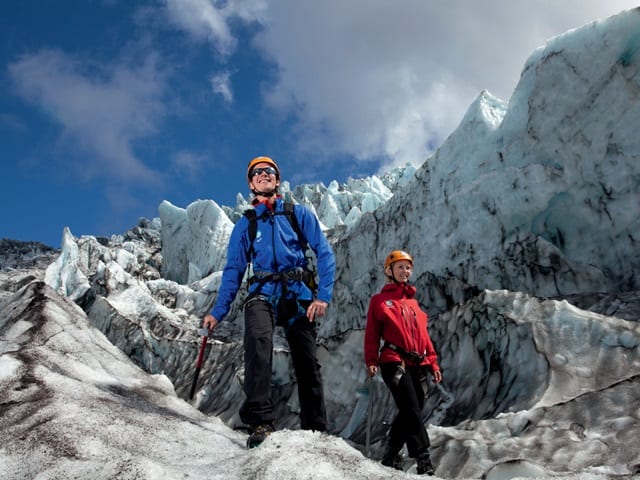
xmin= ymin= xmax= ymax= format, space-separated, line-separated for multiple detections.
xmin=1 ymin=0 xmax=638 ymax=248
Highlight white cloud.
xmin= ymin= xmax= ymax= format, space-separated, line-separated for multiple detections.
xmin=171 ymin=150 xmax=207 ymax=182
xmin=162 ymin=0 xmax=234 ymax=56
xmin=210 ymin=71 xmax=234 ymax=104
xmin=248 ymin=0 xmax=639 ymax=169
xmin=161 ymin=0 xmax=269 ymax=56
xmin=8 ymin=48 xmax=167 ymax=185
xmin=60 ymin=0 xmax=636 ymax=181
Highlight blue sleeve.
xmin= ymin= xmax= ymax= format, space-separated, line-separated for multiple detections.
xmin=296 ymin=204 xmax=335 ymax=303
xmin=211 ymin=217 xmax=250 ymax=321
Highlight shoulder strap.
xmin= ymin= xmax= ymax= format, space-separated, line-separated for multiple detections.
xmin=284 ymin=202 xmax=317 ymax=292
xmin=283 ymin=202 xmax=307 ymax=248
xmin=243 ymin=209 xmax=258 ymax=260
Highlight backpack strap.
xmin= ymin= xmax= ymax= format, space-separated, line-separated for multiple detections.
xmin=283 ymin=202 xmax=307 ymax=249
xmin=282 ymin=202 xmax=316 ymax=292
xmin=243 ymin=208 xmax=258 ymax=261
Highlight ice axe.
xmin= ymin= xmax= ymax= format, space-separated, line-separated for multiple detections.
xmin=189 ymin=328 xmax=209 ymax=400
xmin=365 ymin=376 xmax=373 ymax=457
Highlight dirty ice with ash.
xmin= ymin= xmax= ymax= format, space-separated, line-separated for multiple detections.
xmin=2 ymin=7 xmax=640 ymax=480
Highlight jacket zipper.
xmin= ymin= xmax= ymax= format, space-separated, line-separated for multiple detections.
xmin=400 ymin=298 xmax=419 ymax=354
xmin=269 ymin=209 xmax=278 ymax=273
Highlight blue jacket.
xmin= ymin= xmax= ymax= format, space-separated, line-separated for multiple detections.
xmin=211 ymin=198 xmax=335 ymax=322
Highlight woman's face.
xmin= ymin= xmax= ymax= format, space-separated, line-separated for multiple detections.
xmin=387 ymin=259 xmax=413 ymax=283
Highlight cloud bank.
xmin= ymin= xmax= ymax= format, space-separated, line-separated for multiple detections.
xmin=156 ymin=0 xmax=638 ymax=170
xmin=8 ymin=48 xmax=167 ymax=185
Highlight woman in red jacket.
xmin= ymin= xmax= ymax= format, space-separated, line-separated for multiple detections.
xmin=364 ymin=250 xmax=442 ymax=475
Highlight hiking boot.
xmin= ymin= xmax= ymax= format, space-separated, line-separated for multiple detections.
xmin=381 ymin=441 xmax=404 ymax=471
xmin=381 ymin=452 xmax=404 ymax=471
xmin=246 ymin=423 xmax=274 ymax=449
xmin=416 ymin=452 xmax=435 ymax=475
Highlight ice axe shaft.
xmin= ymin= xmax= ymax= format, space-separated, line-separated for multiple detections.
xmin=365 ymin=377 xmax=373 ymax=457
xmin=189 ymin=328 xmax=209 ymax=400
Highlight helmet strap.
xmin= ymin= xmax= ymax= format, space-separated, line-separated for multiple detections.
xmin=385 ymin=264 xmax=411 ymax=284
xmin=252 ymin=188 xmax=278 ymax=198
xmin=385 ymin=266 xmax=400 ymax=284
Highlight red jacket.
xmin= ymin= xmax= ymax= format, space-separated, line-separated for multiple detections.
xmin=364 ymin=282 xmax=440 ymax=372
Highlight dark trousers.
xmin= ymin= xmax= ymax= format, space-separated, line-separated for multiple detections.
xmin=380 ymin=362 xmax=430 ymax=458
xmin=239 ymin=298 xmax=327 ymax=431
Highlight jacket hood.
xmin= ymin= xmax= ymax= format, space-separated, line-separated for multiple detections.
xmin=381 ymin=281 xmax=416 ymax=298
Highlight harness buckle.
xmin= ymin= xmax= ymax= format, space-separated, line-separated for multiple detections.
xmin=383 ymin=341 xmax=426 ymax=365
xmin=405 ymin=351 xmax=425 ymax=364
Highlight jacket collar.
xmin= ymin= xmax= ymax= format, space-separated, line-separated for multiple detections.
xmin=252 ymin=194 xmax=283 ymax=211
xmin=381 ymin=281 xmax=416 ymax=298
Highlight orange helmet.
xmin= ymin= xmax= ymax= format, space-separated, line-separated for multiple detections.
xmin=384 ymin=250 xmax=413 ymax=269
xmin=247 ymin=156 xmax=280 ymax=180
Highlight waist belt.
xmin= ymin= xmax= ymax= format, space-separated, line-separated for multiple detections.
xmin=383 ymin=341 xmax=426 ymax=365
xmin=248 ymin=267 xmax=312 ymax=287
xmin=244 ymin=267 xmax=313 ymax=312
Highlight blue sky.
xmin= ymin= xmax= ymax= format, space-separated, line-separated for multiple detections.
xmin=2 ymin=1 xmax=637 ymax=247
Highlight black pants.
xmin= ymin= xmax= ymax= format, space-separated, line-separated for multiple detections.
xmin=380 ymin=362 xmax=430 ymax=458
xmin=239 ymin=297 xmax=327 ymax=431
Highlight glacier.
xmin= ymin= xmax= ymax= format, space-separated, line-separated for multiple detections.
xmin=2 ymin=7 xmax=640 ymax=480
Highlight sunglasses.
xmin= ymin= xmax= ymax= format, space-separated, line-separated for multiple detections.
xmin=250 ymin=166 xmax=278 ymax=177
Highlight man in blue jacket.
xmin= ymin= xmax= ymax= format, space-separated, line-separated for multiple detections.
xmin=203 ymin=156 xmax=336 ymax=448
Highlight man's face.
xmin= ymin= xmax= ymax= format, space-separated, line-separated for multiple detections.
xmin=248 ymin=162 xmax=280 ymax=192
